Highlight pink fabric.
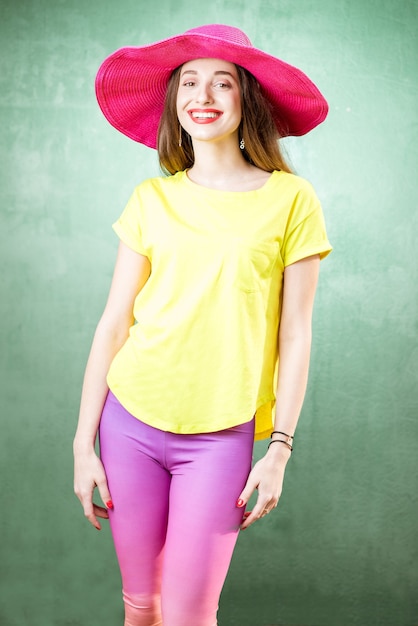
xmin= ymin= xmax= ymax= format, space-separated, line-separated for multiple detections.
xmin=99 ymin=391 xmax=254 ymax=626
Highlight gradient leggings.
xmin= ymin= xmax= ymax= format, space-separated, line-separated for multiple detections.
xmin=99 ymin=391 xmax=254 ymax=626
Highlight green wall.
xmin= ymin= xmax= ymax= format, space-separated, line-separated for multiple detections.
xmin=1 ymin=1 xmax=417 ymax=625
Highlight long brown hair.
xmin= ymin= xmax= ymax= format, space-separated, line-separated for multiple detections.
xmin=158 ymin=64 xmax=292 ymax=175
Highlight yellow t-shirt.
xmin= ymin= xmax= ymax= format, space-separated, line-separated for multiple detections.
xmin=107 ymin=170 xmax=332 ymax=440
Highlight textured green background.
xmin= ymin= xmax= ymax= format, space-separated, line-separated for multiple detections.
xmin=1 ymin=1 xmax=417 ymax=625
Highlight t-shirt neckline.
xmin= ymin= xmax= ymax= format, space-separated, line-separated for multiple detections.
xmin=180 ymin=169 xmax=281 ymax=196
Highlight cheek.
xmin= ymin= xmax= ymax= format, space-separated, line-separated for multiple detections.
xmin=234 ymin=96 xmax=242 ymax=118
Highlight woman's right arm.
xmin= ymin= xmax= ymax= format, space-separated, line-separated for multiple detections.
xmin=73 ymin=241 xmax=151 ymax=529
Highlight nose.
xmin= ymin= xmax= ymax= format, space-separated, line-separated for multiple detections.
xmin=195 ymin=83 xmax=213 ymax=105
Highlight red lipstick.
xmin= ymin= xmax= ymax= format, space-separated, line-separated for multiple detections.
xmin=187 ymin=109 xmax=223 ymax=124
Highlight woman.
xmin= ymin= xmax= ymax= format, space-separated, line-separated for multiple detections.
xmin=74 ymin=24 xmax=332 ymax=626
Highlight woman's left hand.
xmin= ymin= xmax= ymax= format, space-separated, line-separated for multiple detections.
xmin=236 ymin=444 xmax=291 ymax=530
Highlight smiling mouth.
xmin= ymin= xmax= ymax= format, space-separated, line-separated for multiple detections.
xmin=189 ymin=110 xmax=223 ymax=120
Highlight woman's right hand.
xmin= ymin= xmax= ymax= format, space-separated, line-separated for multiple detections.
xmin=73 ymin=446 xmax=113 ymax=530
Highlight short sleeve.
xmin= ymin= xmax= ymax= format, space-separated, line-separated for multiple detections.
xmin=282 ymin=183 xmax=332 ymax=267
xmin=112 ymin=187 xmax=148 ymax=256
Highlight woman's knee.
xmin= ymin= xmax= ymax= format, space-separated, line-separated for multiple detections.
xmin=123 ymin=591 xmax=162 ymax=626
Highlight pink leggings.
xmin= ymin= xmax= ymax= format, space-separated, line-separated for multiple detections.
xmin=99 ymin=391 xmax=254 ymax=626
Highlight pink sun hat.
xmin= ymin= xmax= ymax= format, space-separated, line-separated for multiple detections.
xmin=95 ymin=24 xmax=328 ymax=149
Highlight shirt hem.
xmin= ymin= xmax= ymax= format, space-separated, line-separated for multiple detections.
xmin=107 ymin=384 xmax=272 ymax=440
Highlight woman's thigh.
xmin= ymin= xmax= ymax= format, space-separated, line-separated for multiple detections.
xmin=99 ymin=392 xmax=170 ymax=600
xmin=161 ymin=420 xmax=254 ymax=626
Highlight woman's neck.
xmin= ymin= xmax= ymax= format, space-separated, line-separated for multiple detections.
xmin=188 ymin=141 xmax=271 ymax=192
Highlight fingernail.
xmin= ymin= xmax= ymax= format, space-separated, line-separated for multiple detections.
xmin=236 ymin=499 xmax=244 ymax=508
xmin=106 ymin=500 xmax=114 ymax=509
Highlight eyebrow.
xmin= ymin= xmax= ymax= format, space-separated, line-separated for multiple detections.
xmin=180 ymin=69 xmax=237 ymax=79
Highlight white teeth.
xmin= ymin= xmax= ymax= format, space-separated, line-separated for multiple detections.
xmin=191 ymin=112 xmax=219 ymax=118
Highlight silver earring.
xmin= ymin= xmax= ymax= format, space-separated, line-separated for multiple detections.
xmin=179 ymin=124 xmax=182 ymax=147
xmin=239 ymin=138 xmax=245 ymax=150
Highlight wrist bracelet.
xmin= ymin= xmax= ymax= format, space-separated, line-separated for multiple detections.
xmin=271 ymin=430 xmax=294 ymax=440
xmin=268 ymin=439 xmax=293 ymax=452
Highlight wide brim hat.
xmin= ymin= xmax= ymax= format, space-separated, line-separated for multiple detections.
xmin=95 ymin=24 xmax=328 ymax=149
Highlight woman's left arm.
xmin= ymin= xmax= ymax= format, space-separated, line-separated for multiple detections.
xmin=238 ymin=254 xmax=320 ymax=530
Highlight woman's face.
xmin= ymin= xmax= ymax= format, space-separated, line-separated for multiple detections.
xmin=176 ymin=58 xmax=242 ymax=147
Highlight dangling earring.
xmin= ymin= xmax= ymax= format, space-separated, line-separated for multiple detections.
xmin=178 ymin=123 xmax=182 ymax=147
xmin=239 ymin=138 xmax=245 ymax=150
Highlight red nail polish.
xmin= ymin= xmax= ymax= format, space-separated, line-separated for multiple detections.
xmin=236 ymin=499 xmax=244 ymax=508
xmin=106 ymin=500 xmax=114 ymax=509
